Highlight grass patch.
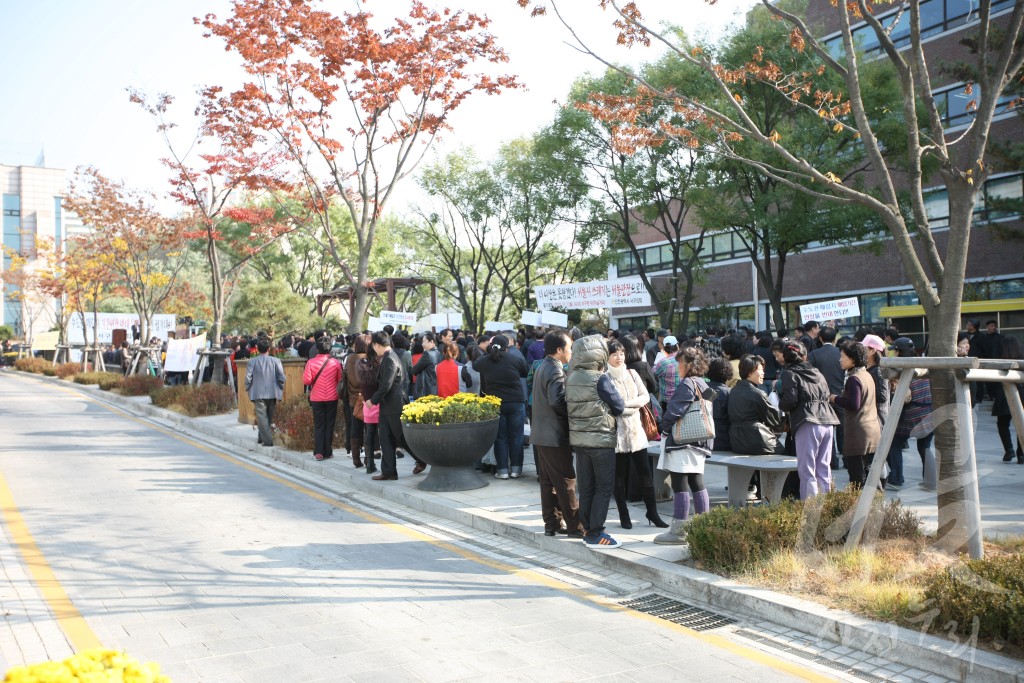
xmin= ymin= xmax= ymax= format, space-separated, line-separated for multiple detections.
xmin=73 ymin=371 xmax=123 ymax=390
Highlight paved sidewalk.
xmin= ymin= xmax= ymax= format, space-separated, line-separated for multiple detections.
xmin=4 ymin=372 xmax=1024 ymax=683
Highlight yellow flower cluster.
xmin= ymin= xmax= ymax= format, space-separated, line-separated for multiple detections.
xmin=3 ymin=649 xmax=169 ymax=683
xmin=401 ymin=392 xmax=501 ymax=425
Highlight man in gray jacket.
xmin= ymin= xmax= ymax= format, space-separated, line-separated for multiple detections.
xmin=531 ymin=331 xmax=583 ymax=538
xmin=245 ymin=338 xmax=286 ymax=447
xmin=567 ymin=334 xmax=625 ymax=550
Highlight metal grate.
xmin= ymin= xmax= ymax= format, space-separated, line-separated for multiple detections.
xmin=620 ymin=594 xmax=736 ymax=632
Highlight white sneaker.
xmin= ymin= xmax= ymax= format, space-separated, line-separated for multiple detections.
xmin=495 ymin=470 xmax=510 ymax=480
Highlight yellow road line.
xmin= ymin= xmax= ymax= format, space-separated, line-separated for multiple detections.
xmin=8 ymin=374 xmax=834 ymax=681
xmin=0 ymin=473 xmax=103 ymax=652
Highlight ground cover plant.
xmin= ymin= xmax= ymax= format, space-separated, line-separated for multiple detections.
xmin=274 ymin=395 xmax=346 ymax=451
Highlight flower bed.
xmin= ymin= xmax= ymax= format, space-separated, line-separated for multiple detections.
xmin=401 ymin=393 xmax=501 ymax=425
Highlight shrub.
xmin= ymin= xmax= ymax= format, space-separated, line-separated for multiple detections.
xmin=119 ymin=374 xmax=164 ymax=396
xmin=54 ymin=362 xmax=83 ymax=379
xmin=73 ymin=371 xmax=123 ymax=389
xmin=41 ymin=366 xmax=56 ymax=376
xmin=687 ymin=500 xmax=803 ymax=571
xmin=275 ymin=395 xmax=346 ymax=452
xmin=923 ymin=552 xmax=1024 ymax=650
xmin=687 ymin=489 xmax=921 ymax=573
xmin=14 ymin=357 xmax=49 ymax=374
xmin=180 ymin=384 xmax=236 ymax=417
xmin=401 ymin=392 xmax=501 ymax=424
xmin=150 ymin=384 xmax=191 ymax=409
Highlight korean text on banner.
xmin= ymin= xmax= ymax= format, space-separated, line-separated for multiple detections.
xmin=378 ymin=310 xmax=418 ymax=326
xmin=799 ymin=297 xmax=861 ymax=323
xmin=534 ymin=278 xmax=650 ymax=310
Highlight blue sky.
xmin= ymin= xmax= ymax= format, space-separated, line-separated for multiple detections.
xmin=0 ymin=0 xmax=755 ymax=211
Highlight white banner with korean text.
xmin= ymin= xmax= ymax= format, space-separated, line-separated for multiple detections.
xmin=799 ymin=297 xmax=861 ymax=323
xmin=534 ymin=278 xmax=650 ymax=310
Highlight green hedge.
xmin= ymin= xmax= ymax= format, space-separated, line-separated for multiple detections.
xmin=686 ymin=489 xmax=921 ymax=573
xmin=73 ymin=372 xmax=123 ymax=390
xmin=150 ymin=383 xmax=236 ymax=417
xmin=924 ymin=553 xmax=1024 ymax=650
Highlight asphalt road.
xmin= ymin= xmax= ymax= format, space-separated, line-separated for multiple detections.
xmin=0 ymin=371 xmax=827 ymax=682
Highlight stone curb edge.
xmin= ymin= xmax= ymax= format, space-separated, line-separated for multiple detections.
xmin=14 ymin=371 xmax=1023 ymax=683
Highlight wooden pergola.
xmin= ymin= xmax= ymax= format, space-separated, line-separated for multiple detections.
xmin=315 ymin=277 xmax=437 ymax=322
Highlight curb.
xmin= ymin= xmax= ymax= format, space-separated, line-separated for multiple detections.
xmin=14 ymin=371 xmax=1024 ymax=683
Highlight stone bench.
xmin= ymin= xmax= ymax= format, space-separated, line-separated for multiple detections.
xmin=647 ymin=441 xmax=798 ymax=507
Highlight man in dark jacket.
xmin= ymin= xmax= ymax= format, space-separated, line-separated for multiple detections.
xmin=567 ymin=334 xmax=625 ymax=549
xmin=531 ymin=332 xmax=584 ymax=538
xmin=809 ymin=326 xmax=845 ymax=466
xmin=368 ymin=331 xmax=425 ymax=480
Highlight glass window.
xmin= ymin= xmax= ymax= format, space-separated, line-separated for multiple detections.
xmin=919 ymin=0 xmax=945 ymax=36
xmin=660 ymin=244 xmax=674 ymax=265
xmin=712 ymin=232 xmax=733 ymax=257
xmin=945 ymin=0 xmax=974 ymax=23
xmin=884 ymin=9 xmax=911 ymax=47
xmin=984 ymin=174 xmax=1023 ymax=219
xmin=924 ymin=188 xmax=949 ymax=226
xmin=944 ymin=86 xmax=975 ymax=126
xmin=860 ymin=293 xmax=888 ymax=324
xmin=990 ymin=279 xmax=1024 ymax=299
xmin=889 ymin=290 xmax=919 ymax=307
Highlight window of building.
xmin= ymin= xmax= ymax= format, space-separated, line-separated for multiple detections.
xmin=989 ymin=278 xmax=1024 ymax=300
xmin=54 ymin=197 xmax=63 ymax=243
xmin=860 ymin=293 xmax=889 ymax=324
xmin=3 ymin=194 xmax=21 ymax=256
xmin=982 ymin=173 xmax=1024 ymax=220
xmin=825 ymin=0 xmax=1015 ymax=58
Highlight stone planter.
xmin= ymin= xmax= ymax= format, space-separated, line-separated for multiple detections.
xmin=402 ymin=418 xmax=499 ymax=492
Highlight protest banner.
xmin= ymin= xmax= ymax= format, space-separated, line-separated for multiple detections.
xmin=164 ymin=333 xmax=206 ymax=372
xmin=367 ymin=316 xmax=385 ymax=332
xmin=799 ymin=297 xmax=861 ymax=322
xmin=534 ymin=278 xmax=650 ymax=310
xmin=485 ymin=321 xmax=517 ymax=331
xmin=378 ymin=310 xmax=418 ymax=326
xmin=67 ymin=313 xmax=176 ymax=344
xmin=32 ymin=331 xmax=59 ymax=351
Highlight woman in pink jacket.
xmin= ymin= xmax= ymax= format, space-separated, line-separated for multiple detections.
xmin=303 ymin=337 xmax=343 ymax=461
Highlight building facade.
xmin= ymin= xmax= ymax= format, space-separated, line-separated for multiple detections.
xmin=1 ymin=163 xmax=70 ymax=339
xmin=608 ymin=0 xmax=1024 ymax=350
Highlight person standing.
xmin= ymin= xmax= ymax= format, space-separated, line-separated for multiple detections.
xmin=368 ymin=331 xmax=425 ymax=480
xmin=246 ymin=337 xmax=286 ymax=448
xmin=992 ymin=336 xmax=1024 ymax=463
xmin=532 ymin=331 xmax=585 ymax=538
xmin=778 ymin=341 xmax=839 ymax=499
xmin=652 ymin=336 xmax=681 ymax=412
xmin=343 ymin=335 xmax=371 ymax=471
xmin=809 ymin=326 xmax=846 ymax=468
xmin=411 ymin=331 xmax=441 ymax=398
xmin=303 ymin=337 xmax=342 ymax=462
xmin=654 ymin=346 xmax=714 ymax=546
xmin=831 ymin=342 xmax=881 ymax=489
xmin=607 ymin=340 xmax=666 ymax=529
xmin=567 ymin=334 xmax=625 ymax=549
xmin=473 ymin=335 xmax=530 ymax=479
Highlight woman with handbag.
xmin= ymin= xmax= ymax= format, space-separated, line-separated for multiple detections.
xmin=357 ymin=343 xmax=383 ymax=474
xmin=303 ymin=337 xmax=343 ymax=462
xmin=343 ymin=335 xmax=371 ymax=471
xmin=654 ymin=346 xmax=714 ymax=545
xmin=607 ymin=340 xmax=667 ymax=529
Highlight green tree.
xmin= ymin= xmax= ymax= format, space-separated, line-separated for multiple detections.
xmin=226 ymin=280 xmax=316 ymax=339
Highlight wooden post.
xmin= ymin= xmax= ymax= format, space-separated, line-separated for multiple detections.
xmin=846 ymin=368 xmax=914 ymax=551
xmin=954 ymin=378 xmax=984 ymax=559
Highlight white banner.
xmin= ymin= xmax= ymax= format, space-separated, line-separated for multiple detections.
xmin=534 ymin=278 xmax=650 ymax=310
xmin=800 ymin=297 xmax=861 ymax=322
xmin=378 ymin=310 xmax=418 ymax=326
xmin=519 ymin=311 xmax=542 ymax=327
xmin=367 ymin=316 xmax=385 ymax=332
xmin=68 ymin=313 xmax=176 ymax=344
xmin=486 ymin=321 xmax=517 ymax=331
xmin=163 ymin=333 xmax=206 ymax=372
xmin=540 ymin=310 xmax=569 ymax=327
xmin=428 ymin=312 xmax=463 ymax=329
xmin=32 ymin=330 xmax=59 ymax=351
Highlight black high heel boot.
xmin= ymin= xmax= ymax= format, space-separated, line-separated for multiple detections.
xmin=613 ymin=483 xmax=632 ymax=529
xmin=642 ymin=486 xmax=668 ymax=528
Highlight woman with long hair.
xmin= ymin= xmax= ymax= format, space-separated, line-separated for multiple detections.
xmin=607 ymin=340 xmax=667 ymax=529
xmin=473 ymin=334 xmax=529 ymax=479
xmin=357 ymin=340 xmax=382 ymax=474
xmin=343 ymin=334 xmax=371 ymax=470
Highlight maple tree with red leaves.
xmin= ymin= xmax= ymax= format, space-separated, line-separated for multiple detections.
xmin=197 ymin=0 xmax=520 ymax=332
xmin=64 ymin=167 xmax=192 ymax=343
xmin=517 ymin=0 xmax=1024 ymax=556
xmin=129 ymin=89 xmax=294 ymax=351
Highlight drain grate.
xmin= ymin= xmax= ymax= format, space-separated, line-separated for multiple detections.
xmin=620 ymin=594 xmax=736 ymax=632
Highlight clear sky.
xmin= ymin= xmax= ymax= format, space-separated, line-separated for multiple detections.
xmin=0 ymin=0 xmax=756 ymax=210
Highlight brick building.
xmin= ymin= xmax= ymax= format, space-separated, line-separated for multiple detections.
xmin=609 ymin=0 xmax=1024 ymax=349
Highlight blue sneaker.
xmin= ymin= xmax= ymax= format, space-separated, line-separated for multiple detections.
xmin=584 ymin=532 xmax=621 ymax=550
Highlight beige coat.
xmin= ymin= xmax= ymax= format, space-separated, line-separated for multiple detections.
xmin=608 ymin=364 xmax=650 ymax=454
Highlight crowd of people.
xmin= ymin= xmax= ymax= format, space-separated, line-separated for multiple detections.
xmin=236 ymin=317 xmax=1023 ymax=551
